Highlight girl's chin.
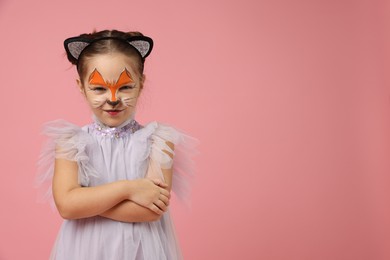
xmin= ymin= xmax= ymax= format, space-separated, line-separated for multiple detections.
xmin=95 ymin=114 xmax=132 ymax=128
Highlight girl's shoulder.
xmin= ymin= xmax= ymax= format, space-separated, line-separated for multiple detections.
xmin=42 ymin=119 xmax=88 ymax=139
xmin=136 ymin=121 xmax=199 ymax=204
xmin=134 ymin=121 xmax=186 ymax=143
xmin=40 ymin=119 xmax=95 ymax=162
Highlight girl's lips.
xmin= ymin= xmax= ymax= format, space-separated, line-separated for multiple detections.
xmin=105 ymin=110 xmax=123 ymax=116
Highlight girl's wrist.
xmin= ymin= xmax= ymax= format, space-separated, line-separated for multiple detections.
xmin=116 ymin=180 xmax=132 ymax=201
xmin=123 ymin=180 xmax=135 ymax=200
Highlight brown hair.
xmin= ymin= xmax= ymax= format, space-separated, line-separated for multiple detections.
xmin=66 ymin=30 xmax=146 ymax=84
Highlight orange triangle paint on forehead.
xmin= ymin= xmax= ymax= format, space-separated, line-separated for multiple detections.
xmin=117 ymin=69 xmax=134 ymax=86
xmin=89 ymin=69 xmax=106 ymax=85
xmin=88 ymin=68 xmax=134 ymax=101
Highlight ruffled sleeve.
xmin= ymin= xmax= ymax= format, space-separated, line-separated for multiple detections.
xmin=35 ymin=119 xmax=97 ymax=207
xmin=141 ymin=122 xmax=198 ymax=205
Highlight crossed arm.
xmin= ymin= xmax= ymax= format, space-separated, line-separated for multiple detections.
xmin=52 ymin=143 xmax=174 ymax=223
xmin=99 ymin=166 xmax=173 ymax=222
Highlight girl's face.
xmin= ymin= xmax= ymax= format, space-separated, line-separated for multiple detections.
xmin=78 ymin=52 xmax=143 ymax=127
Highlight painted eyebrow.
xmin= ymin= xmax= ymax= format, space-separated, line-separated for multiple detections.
xmin=89 ymin=69 xmax=134 ymax=86
xmin=89 ymin=69 xmax=106 ymax=85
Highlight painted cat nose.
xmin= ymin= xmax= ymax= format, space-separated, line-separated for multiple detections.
xmin=107 ymin=100 xmax=120 ymax=107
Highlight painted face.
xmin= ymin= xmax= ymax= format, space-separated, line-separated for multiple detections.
xmin=80 ymin=53 xmax=142 ymax=127
xmin=89 ymin=68 xmax=134 ymax=102
xmin=88 ymin=68 xmax=135 ymax=106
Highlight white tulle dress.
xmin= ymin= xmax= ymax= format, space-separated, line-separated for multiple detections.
xmin=36 ymin=116 xmax=196 ymax=260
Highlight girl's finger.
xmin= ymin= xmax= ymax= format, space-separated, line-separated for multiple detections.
xmin=154 ymin=200 xmax=167 ymax=212
xmin=160 ymin=188 xmax=170 ymax=198
xmin=150 ymin=204 xmax=163 ymax=215
xmin=151 ymin=179 xmax=168 ymax=188
xmin=159 ymin=195 xmax=169 ymax=206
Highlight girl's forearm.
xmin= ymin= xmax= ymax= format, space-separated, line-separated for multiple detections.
xmin=101 ymin=163 xmax=174 ymax=223
xmin=100 ymin=201 xmax=161 ymax=222
xmin=53 ymin=158 xmax=134 ymax=220
xmin=54 ymin=180 xmax=131 ymax=220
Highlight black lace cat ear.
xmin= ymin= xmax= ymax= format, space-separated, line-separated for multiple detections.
xmin=126 ymin=36 xmax=153 ymax=59
xmin=64 ymin=37 xmax=92 ymax=62
xmin=64 ymin=36 xmax=154 ymax=62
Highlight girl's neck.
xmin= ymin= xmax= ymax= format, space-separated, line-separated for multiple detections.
xmin=93 ymin=113 xmax=135 ymax=129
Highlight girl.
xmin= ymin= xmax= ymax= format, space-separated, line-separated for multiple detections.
xmin=37 ymin=29 xmax=196 ymax=260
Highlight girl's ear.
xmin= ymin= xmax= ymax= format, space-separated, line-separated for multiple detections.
xmin=76 ymin=79 xmax=86 ymax=96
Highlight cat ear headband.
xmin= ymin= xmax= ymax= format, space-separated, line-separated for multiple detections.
xmin=64 ymin=35 xmax=154 ymax=62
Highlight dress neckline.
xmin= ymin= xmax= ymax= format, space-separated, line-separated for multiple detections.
xmin=89 ymin=117 xmax=142 ymax=138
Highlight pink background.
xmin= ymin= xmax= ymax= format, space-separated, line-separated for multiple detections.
xmin=1 ymin=0 xmax=389 ymax=259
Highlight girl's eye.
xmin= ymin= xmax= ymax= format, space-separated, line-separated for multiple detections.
xmin=90 ymin=87 xmax=106 ymax=92
xmin=120 ymin=85 xmax=136 ymax=91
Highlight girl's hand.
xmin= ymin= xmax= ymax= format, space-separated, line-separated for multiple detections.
xmin=129 ymin=179 xmax=170 ymax=215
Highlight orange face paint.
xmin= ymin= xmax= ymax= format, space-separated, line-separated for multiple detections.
xmin=89 ymin=69 xmax=134 ymax=101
